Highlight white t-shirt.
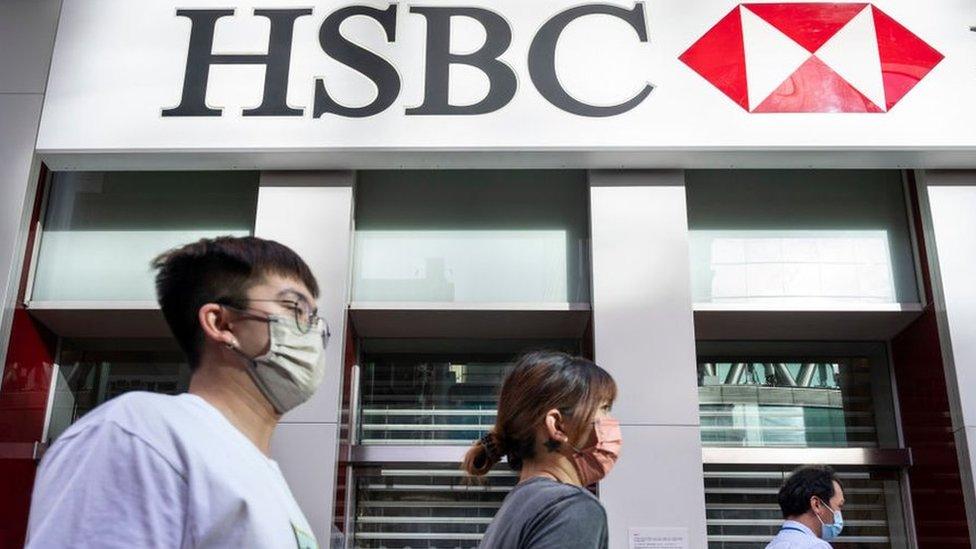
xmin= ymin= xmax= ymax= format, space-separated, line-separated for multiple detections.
xmin=27 ymin=392 xmax=318 ymax=549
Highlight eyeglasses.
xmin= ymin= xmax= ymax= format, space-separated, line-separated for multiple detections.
xmin=221 ymin=299 xmax=331 ymax=346
xmin=246 ymin=298 xmax=314 ymax=329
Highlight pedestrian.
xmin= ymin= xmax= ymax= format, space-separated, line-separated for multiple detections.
xmin=27 ymin=236 xmax=328 ymax=548
xmin=466 ymin=351 xmax=621 ymax=549
xmin=766 ymin=465 xmax=846 ymax=548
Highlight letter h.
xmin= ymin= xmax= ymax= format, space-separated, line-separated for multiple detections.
xmin=163 ymin=9 xmax=311 ymax=117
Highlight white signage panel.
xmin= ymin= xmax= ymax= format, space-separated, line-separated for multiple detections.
xmin=37 ymin=0 xmax=976 ymax=168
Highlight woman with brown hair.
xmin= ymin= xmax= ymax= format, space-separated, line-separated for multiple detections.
xmin=463 ymin=351 xmax=621 ymax=549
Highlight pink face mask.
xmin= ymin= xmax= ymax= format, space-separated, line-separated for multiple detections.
xmin=570 ymin=418 xmax=622 ymax=486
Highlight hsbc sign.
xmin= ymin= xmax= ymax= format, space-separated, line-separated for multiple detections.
xmin=161 ymin=2 xmax=940 ymax=119
xmin=162 ymin=4 xmax=653 ymax=119
xmin=37 ymin=0 xmax=976 ymax=169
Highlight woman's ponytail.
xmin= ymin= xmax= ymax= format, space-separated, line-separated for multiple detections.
xmin=462 ymin=431 xmax=505 ymax=477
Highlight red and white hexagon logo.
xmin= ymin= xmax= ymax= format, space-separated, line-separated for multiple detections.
xmin=679 ymin=3 xmax=944 ymax=112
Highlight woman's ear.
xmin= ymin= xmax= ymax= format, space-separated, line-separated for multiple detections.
xmin=198 ymin=303 xmax=238 ymax=349
xmin=544 ymin=408 xmax=568 ymax=443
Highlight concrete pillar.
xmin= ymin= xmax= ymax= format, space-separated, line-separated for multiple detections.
xmin=589 ymin=170 xmax=707 ymax=548
xmin=918 ymin=170 xmax=976 ymax=544
xmin=255 ymin=171 xmax=355 ymax=547
xmin=0 ymin=0 xmax=62 ymax=371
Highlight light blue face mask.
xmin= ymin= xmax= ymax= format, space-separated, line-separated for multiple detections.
xmin=816 ymin=498 xmax=844 ymax=541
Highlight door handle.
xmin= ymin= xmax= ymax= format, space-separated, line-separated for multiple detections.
xmin=0 ymin=441 xmax=42 ymax=460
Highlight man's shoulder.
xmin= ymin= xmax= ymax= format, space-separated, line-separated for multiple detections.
xmin=67 ymin=392 xmax=192 ymax=434
xmin=764 ymin=530 xmax=832 ymax=549
xmin=28 ymin=396 xmax=195 ymax=549
xmin=98 ymin=390 xmax=186 ymax=413
xmin=53 ymin=392 xmax=203 ymax=460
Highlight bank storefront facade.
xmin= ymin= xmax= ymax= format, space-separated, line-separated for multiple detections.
xmin=1 ymin=1 xmax=976 ymax=548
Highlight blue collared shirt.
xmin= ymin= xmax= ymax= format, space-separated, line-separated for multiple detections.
xmin=764 ymin=520 xmax=832 ymax=549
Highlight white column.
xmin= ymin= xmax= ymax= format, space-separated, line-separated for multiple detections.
xmin=255 ymin=171 xmax=355 ymax=547
xmin=0 ymin=0 xmax=62 ymax=370
xmin=918 ymin=170 xmax=976 ymax=539
xmin=589 ymin=170 xmax=707 ymax=548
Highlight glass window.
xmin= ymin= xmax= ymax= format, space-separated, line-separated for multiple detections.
xmin=699 ymin=360 xmax=884 ymax=448
xmin=47 ymin=339 xmax=190 ymax=442
xmin=699 ymin=343 xmax=909 ymax=548
xmin=352 ymin=465 xmax=518 ymax=549
xmin=344 ymin=338 xmax=583 ymax=547
xmin=32 ymin=171 xmax=258 ymax=302
xmin=697 ymin=344 xmax=899 ymax=449
xmin=353 ymin=171 xmax=590 ymax=304
xmin=686 ymin=170 xmax=919 ymax=306
xmin=705 ymin=466 xmax=909 ymax=549
xmin=358 ymin=340 xmax=579 ymax=445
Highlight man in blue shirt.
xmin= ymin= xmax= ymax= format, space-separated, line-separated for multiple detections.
xmin=766 ymin=465 xmax=846 ymax=549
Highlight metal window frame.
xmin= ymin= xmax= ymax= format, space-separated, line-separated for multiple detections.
xmin=902 ymin=169 xmax=929 ymax=308
xmin=701 ymin=447 xmax=911 ymax=467
xmin=697 ymin=341 xmax=901 ymax=449
xmin=38 ymin=337 xmax=64 ymax=452
xmin=344 ymin=444 xmax=912 ymax=468
xmin=342 ymin=340 xmax=917 ymax=548
xmin=703 ymin=463 xmax=913 ymax=548
xmin=38 ymin=338 xmax=190 ymax=447
xmin=342 ymin=460 xmax=518 ymax=548
xmin=22 ymin=169 xmax=53 ymax=306
xmin=698 ymin=339 xmax=917 ymax=549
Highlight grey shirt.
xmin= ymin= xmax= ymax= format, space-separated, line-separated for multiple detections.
xmin=480 ymin=477 xmax=609 ymax=549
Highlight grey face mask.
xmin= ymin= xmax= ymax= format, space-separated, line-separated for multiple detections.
xmin=232 ymin=314 xmax=328 ymax=414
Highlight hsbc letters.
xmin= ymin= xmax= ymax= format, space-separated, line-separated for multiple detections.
xmin=163 ymin=3 xmax=653 ymax=119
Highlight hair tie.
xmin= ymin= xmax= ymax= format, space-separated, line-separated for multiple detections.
xmin=479 ymin=433 xmax=502 ymax=463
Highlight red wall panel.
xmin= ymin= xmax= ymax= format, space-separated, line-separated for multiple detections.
xmin=0 ymin=309 xmax=57 ymax=549
xmin=892 ymin=307 xmax=972 ymax=548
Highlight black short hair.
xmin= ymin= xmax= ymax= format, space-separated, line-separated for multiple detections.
xmin=152 ymin=236 xmax=319 ymax=369
xmin=777 ymin=465 xmax=842 ymax=518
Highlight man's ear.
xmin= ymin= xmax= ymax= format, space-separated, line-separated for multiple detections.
xmin=198 ymin=303 xmax=238 ymax=349
xmin=544 ymin=408 xmax=569 ymax=444
xmin=809 ymin=495 xmax=824 ymax=515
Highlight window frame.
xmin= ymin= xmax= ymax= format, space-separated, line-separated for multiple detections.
xmin=697 ymin=340 xmax=916 ymax=549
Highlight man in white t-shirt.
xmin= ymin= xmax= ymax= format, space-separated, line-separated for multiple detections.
xmin=27 ymin=236 xmax=329 ymax=548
